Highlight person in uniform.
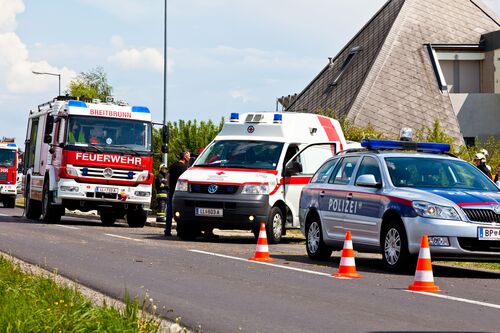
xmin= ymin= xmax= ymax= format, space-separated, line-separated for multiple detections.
xmin=155 ymin=164 xmax=169 ymax=225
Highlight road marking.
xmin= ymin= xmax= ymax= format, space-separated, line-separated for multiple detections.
xmin=189 ymin=249 xmax=332 ymax=277
xmin=104 ymin=233 xmax=142 ymax=242
xmin=56 ymin=224 xmax=80 ymax=230
xmin=406 ymin=290 xmax=500 ymax=310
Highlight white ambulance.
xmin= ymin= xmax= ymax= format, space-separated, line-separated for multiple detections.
xmin=173 ymin=112 xmax=348 ymax=243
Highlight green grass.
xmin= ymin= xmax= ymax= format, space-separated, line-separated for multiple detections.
xmin=0 ymin=256 xmax=160 ymax=332
xmin=440 ymin=261 xmax=500 ymax=271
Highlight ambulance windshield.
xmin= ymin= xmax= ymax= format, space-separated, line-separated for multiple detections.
xmin=0 ymin=149 xmax=16 ymax=167
xmin=195 ymin=140 xmax=284 ymax=170
xmin=66 ymin=116 xmax=152 ymax=152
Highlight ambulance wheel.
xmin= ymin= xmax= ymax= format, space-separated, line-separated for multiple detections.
xmin=41 ymin=180 xmax=62 ymax=224
xmin=176 ymin=221 xmax=201 ymax=241
xmin=100 ymin=211 xmax=116 ymax=226
xmin=25 ymin=181 xmax=41 ymax=220
xmin=381 ymin=220 xmax=415 ymax=272
xmin=266 ymin=206 xmax=284 ymax=244
xmin=306 ymin=217 xmax=332 ymax=260
xmin=126 ymin=207 xmax=147 ymax=228
xmin=3 ymin=197 xmax=15 ymax=208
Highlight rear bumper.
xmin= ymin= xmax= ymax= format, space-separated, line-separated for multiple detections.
xmin=173 ymin=191 xmax=270 ymax=230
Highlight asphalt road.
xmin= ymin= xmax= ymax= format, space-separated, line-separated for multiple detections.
xmin=0 ymin=206 xmax=499 ymax=332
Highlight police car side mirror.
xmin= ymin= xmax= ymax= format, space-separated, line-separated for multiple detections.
xmin=355 ymin=174 xmax=381 ymax=188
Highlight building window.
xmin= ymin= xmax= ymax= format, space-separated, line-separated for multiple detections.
xmin=329 ymin=46 xmax=362 ymax=88
xmin=463 ymin=137 xmax=475 ymax=147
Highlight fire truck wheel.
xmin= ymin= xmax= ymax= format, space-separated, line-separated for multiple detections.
xmin=25 ymin=181 xmax=41 ymax=220
xmin=3 ymin=197 xmax=15 ymax=208
xmin=100 ymin=211 xmax=116 ymax=226
xmin=176 ymin=221 xmax=201 ymax=240
xmin=41 ymin=180 xmax=62 ymax=224
xmin=266 ymin=206 xmax=284 ymax=244
xmin=126 ymin=207 xmax=147 ymax=228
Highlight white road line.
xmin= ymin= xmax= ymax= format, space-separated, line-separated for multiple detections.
xmin=104 ymin=233 xmax=142 ymax=242
xmin=189 ymin=249 xmax=332 ymax=277
xmin=406 ymin=290 xmax=500 ymax=310
xmin=56 ymin=224 xmax=80 ymax=230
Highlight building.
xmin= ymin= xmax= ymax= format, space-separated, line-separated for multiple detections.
xmin=279 ymin=0 xmax=500 ymax=145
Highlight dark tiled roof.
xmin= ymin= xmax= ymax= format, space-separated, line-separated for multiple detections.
xmin=285 ymin=0 xmax=500 ymax=144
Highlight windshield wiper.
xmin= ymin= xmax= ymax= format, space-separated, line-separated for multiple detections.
xmin=108 ymin=145 xmax=140 ymax=156
xmin=87 ymin=144 xmax=104 ymax=153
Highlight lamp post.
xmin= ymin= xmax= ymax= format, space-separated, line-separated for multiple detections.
xmin=162 ymin=0 xmax=168 ymax=165
xmin=32 ymin=70 xmax=61 ymax=96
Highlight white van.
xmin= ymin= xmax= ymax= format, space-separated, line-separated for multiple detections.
xmin=173 ymin=112 xmax=348 ymax=243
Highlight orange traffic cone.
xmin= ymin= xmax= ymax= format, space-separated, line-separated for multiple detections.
xmin=333 ymin=231 xmax=363 ymax=279
xmin=408 ymin=235 xmax=440 ymax=292
xmin=249 ymin=223 xmax=273 ymax=262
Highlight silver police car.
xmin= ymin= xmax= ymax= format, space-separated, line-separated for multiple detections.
xmin=299 ymin=139 xmax=500 ymax=271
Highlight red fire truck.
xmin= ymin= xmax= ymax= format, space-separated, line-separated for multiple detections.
xmin=24 ymin=97 xmax=154 ymax=227
xmin=0 ymin=139 xmax=19 ymax=208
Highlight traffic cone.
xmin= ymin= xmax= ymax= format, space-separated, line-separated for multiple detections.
xmin=408 ymin=235 xmax=440 ymax=292
xmin=333 ymin=231 xmax=363 ymax=279
xmin=249 ymin=223 xmax=273 ymax=262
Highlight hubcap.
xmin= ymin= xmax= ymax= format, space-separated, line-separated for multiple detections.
xmin=384 ymin=228 xmax=401 ymax=265
xmin=272 ymin=213 xmax=282 ymax=239
xmin=307 ymin=222 xmax=320 ymax=254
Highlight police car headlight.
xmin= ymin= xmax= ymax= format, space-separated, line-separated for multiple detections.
xmin=242 ymin=184 xmax=269 ymax=195
xmin=175 ymin=179 xmax=188 ymax=192
xmin=412 ymin=201 xmax=461 ymax=220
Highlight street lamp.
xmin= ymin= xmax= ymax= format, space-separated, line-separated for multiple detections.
xmin=162 ymin=0 xmax=168 ymax=165
xmin=32 ymin=70 xmax=61 ymax=96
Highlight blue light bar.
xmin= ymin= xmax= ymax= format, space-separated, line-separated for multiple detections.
xmin=273 ymin=113 xmax=283 ymax=122
xmin=132 ymin=106 xmax=150 ymax=113
xmin=7 ymin=143 xmax=17 ymax=148
xmin=230 ymin=113 xmax=239 ymax=122
xmin=361 ymin=139 xmax=450 ymax=153
xmin=68 ymin=100 xmax=87 ymax=108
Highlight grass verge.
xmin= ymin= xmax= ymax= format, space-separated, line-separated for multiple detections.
xmin=440 ymin=261 xmax=500 ymax=271
xmin=0 ymin=255 xmax=161 ymax=332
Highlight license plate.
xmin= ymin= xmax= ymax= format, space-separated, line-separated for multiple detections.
xmin=95 ymin=187 xmax=119 ymax=194
xmin=195 ymin=207 xmax=223 ymax=217
xmin=478 ymin=227 xmax=500 ymax=240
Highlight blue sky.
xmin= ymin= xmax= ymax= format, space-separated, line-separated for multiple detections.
xmin=1 ymin=0 xmax=499 ymax=146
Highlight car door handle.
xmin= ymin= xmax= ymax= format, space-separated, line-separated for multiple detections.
xmin=320 ymin=190 xmax=325 ymax=197
xmin=346 ymin=193 xmax=353 ymax=200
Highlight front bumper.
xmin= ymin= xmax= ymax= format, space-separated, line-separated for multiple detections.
xmin=404 ymin=216 xmax=500 ymax=259
xmin=173 ymin=191 xmax=270 ymax=230
xmin=56 ymin=178 xmax=151 ymax=207
xmin=0 ymin=184 xmax=17 ymax=197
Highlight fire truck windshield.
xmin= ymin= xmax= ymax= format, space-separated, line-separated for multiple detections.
xmin=195 ymin=140 xmax=284 ymax=170
xmin=67 ymin=116 xmax=152 ymax=153
xmin=0 ymin=149 xmax=16 ymax=167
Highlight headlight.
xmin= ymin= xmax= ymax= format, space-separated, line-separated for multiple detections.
xmin=412 ymin=201 xmax=461 ymax=220
xmin=175 ymin=179 xmax=188 ymax=192
xmin=65 ymin=165 xmax=78 ymax=177
xmin=241 ymin=184 xmax=269 ymax=195
xmin=136 ymin=171 xmax=149 ymax=182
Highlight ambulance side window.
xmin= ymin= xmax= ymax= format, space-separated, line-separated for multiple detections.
xmin=329 ymin=156 xmax=360 ymax=185
xmin=284 ymin=144 xmax=299 ymax=166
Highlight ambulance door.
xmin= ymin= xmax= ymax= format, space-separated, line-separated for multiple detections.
xmin=346 ymin=156 xmax=384 ymax=247
xmin=283 ymin=142 xmax=337 ymax=228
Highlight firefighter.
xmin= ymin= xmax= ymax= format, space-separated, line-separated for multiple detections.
xmin=473 ymin=153 xmax=492 ymax=179
xmin=155 ymin=164 xmax=169 ymax=224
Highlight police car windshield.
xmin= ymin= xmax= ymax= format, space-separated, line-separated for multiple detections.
xmin=0 ymin=149 xmax=16 ymax=167
xmin=66 ymin=116 xmax=152 ymax=152
xmin=195 ymin=140 xmax=284 ymax=170
xmin=385 ymin=157 xmax=498 ymax=191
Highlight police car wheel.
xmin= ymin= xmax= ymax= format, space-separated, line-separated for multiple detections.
xmin=266 ymin=207 xmax=284 ymax=244
xmin=382 ymin=221 xmax=412 ymax=271
xmin=306 ymin=219 xmax=332 ymax=260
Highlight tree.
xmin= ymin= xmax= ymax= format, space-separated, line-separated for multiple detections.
xmin=67 ymin=66 xmax=113 ymax=100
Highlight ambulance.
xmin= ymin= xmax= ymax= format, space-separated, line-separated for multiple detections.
xmin=173 ymin=112 xmax=349 ymax=243
xmin=0 ymin=139 xmax=19 ymax=208
xmin=23 ymin=96 xmax=154 ymax=227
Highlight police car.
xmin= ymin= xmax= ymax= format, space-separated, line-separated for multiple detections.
xmin=299 ymin=137 xmax=500 ymax=271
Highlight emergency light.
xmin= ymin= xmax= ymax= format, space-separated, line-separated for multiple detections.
xmin=230 ymin=113 xmax=239 ymax=122
xmin=361 ymin=139 xmax=450 ymax=153
xmin=273 ymin=114 xmax=283 ymax=123
xmin=6 ymin=144 xmax=16 ymax=148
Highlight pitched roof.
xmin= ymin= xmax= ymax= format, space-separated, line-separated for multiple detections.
xmin=285 ymin=0 xmax=500 ymax=144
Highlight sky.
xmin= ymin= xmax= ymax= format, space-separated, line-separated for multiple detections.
xmin=1 ymin=0 xmax=499 ymax=147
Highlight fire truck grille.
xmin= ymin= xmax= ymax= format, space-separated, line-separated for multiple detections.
xmin=76 ymin=166 xmax=137 ymax=180
xmin=463 ymin=209 xmax=500 ymax=223
xmin=0 ymin=172 xmax=7 ymax=181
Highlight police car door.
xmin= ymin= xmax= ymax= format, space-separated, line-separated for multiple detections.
xmin=345 ymin=156 xmax=383 ymax=246
xmin=283 ymin=143 xmax=337 ymax=228
xmin=321 ymin=156 xmax=361 ymax=240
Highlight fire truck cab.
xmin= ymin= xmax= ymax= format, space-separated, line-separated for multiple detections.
xmin=0 ymin=139 xmax=19 ymax=208
xmin=173 ymin=112 xmax=348 ymax=243
xmin=24 ymin=97 xmax=154 ymax=227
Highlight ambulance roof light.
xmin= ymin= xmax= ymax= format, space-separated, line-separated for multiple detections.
xmin=230 ymin=113 xmax=239 ymax=122
xmin=361 ymin=139 xmax=450 ymax=153
xmin=273 ymin=113 xmax=283 ymax=123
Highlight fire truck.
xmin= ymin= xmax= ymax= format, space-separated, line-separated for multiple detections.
xmin=0 ymin=138 xmax=19 ymax=208
xmin=23 ymin=97 xmax=154 ymax=227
